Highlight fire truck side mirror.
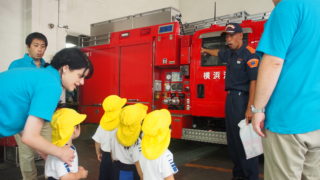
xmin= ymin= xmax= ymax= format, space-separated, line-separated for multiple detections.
xmin=197 ymin=84 xmax=205 ymax=98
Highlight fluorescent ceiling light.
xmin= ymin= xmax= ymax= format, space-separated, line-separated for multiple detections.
xmin=66 ymin=43 xmax=76 ymax=48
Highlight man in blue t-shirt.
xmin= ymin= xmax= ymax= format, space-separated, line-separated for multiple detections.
xmin=252 ymin=0 xmax=320 ymax=179
xmin=9 ymin=32 xmax=47 ymax=69
xmin=8 ymin=32 xmax=52 ymax=180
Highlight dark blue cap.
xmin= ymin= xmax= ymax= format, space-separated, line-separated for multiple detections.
xmin=225 ymin=23 xmax=243 ymax=34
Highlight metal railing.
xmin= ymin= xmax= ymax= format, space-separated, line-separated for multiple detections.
xmin=182 ymin=11 xmax=270 ymax=35
xmin=79 ymin=11 xmax=270 ymax=47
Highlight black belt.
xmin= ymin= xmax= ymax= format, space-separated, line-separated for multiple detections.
xmin=227 ymin=90 xmax=248 ymax=96
xmin=48 ymin=177 xmax=57 ymax=180
xmin=113 ymin=160 xmax=136 ymax=170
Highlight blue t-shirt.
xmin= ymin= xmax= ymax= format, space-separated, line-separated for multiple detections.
xmin=8 ymin=53 xmax=46 ymax=69
xmin=0 ymin=66 xmax=62 ymax=137
xmin=256 ymin=0 xmax=320 ymax=134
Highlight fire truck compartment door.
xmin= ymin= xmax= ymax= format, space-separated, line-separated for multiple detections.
xmin=79 ymin=47 xmax=119 ymax=105
xmin=155 ymin=34 xmax=178 ymax=66
xmin=119 ymin=42 xmax=153 ymax=106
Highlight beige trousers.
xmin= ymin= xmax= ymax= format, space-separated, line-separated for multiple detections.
xmin=263 ymin=129 xmax=320 ymax=180
xmin=14 ymin=122 xmax=52 ymax=180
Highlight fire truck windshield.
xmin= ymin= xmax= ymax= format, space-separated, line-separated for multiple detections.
xmin=201 ymin=34 xmax=248 ymax=66
xmin=201 ymin=36 xmax=226 ymax=66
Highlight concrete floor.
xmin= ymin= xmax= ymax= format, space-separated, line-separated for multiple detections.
xmin=0 ymin=124 xmax=264 ymax=180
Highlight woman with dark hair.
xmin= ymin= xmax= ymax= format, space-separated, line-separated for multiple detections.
xmin=0 ymin=47 xmax=93 ymax=165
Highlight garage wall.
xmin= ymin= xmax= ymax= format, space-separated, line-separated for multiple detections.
xmin=0 ymin=0 xmax=274 ymax=72
xmin=0 ymin=0 xmax=29 ymax=71
xmin=0 ymin=0 xmax=67 ymax=72
xmin=0 ymin=0 xmax=179 ymax=71
xmin=66 ymin=0 xmax=274 ymax=36
xmin=65 ymin=0 xmax=180 ymax=36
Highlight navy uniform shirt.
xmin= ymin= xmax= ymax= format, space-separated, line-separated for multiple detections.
xmin=218 ymin=44 xmax=259 ymax=92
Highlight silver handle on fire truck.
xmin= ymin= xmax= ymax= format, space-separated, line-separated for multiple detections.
xmin=127 ymin=99 xmax=140 ymax=102
xmin=199 ymin=28 xmax=252 ymax=39
xmin=79 ymin=104 xmax=102 ymax=107
xmin=197 ymin=84 xmax=205 ymax=98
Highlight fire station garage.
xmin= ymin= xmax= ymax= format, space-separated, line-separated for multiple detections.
xmin=0 ymin=0 xmax=278 ymax=180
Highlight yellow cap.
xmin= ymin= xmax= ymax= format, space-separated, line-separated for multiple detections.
xmin=100 ymin=95 xmax=127 ymax=131
xmin=116 ymin=103 xmax=148 ymax=147
xmin=141 ymin=109 xmax=171 ymax=160
xmin=51 ymin=108 xmax=87 ymax=147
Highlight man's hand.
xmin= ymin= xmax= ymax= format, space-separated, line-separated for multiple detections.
xmin=252 ymin=112 xmax=266 ymax=137
xmin=37 ymin=151 xmax=48 ymax=160
xmin=78 ymin=166 xmax=88 ymax=179
xmin=245 ymin=107 xmax=253 ymax=124
xmin=58 ymin=145 xmax=75 ymax=166
xmin=200 ymin=48 xmax=219 ymax=56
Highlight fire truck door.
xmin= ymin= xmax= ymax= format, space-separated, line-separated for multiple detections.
xmin=191 ymin=29 xmax=252 ymax=118
xmin=119 ymin=42 xmax=153 ymax=107
xmin=191 ymin=34 xmax=227 ymax=118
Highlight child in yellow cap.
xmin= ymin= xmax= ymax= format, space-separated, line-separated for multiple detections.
xmin=92 ymin=95 xmax=127 ymax=180
xmin=45 ymin=108 xmax=88 ymax=180
xmin=111 ymin=103 xmax=148 ymax=180
xmin=139 ymin=109 xmax=178 ymax=180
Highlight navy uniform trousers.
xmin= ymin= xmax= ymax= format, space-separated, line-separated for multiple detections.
xmin=225 ymin=90 xmax=259 ymax=180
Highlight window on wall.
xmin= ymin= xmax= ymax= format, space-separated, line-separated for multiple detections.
xmin=64 ymin=35 xmax=88 ymax=107
xmin=65 ymin=35 xmax=78 ymax=48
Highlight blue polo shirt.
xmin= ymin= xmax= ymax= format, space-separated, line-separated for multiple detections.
xmin=219 ymin=44 xmax=259 ymax=92
xmin=8 ymin=53 xmax=46 ymax=69
xmin=0 ymin=66 xmax=62 ymax=137
xmin=256 ymin=0 xmax=320 ymax=134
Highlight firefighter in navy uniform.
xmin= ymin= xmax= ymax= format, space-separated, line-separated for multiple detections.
xmin=202 ymin=23 xmax=260 ymax=180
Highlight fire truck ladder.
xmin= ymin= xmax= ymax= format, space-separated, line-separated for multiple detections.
xmin=181 ymin=11 xmax=270 ymax=35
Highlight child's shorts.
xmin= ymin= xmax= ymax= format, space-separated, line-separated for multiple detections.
xmin=112 ymin=160 xmax=139 ymax=180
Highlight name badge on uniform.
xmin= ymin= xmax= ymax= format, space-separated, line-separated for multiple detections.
xmin=237 ymin=58 xmax=243 ymax=64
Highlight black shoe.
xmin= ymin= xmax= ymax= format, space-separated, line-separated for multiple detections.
xmin=231 ymin=177 xmax=246 ymax=180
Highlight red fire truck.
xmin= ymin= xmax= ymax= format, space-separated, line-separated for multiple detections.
xmin=78 ymin=9 xmax=268 ymax=144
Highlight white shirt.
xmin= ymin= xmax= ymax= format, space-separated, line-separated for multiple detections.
xmin=45 ymin=145 xmax=79 ymax=179
xmin=92 ymin=125 xmax=116 ymax=152
xmin=139 ymin=149 xmax=178 ymax=180
xmin=111 ymin=130 xmax=141 ymax=164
